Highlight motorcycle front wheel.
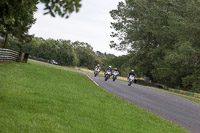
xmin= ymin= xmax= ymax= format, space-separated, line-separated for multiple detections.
xmin=113 ymin=77 xmax=116 ymax=81
xmin=128 ymin=80 xmax=132 ymax=86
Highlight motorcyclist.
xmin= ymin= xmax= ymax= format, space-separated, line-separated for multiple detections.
xmin=94 ymin=64 xmax=101 ymax=71
xmin=104 ymin=66 xmax=112 ymax=77
xmin=112 ymin=68 xmax=119 ymax=75
xmin=128 ymin=69 xmax=135 ymax=79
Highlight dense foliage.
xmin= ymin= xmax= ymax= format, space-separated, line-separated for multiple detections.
xmin=96 ymin=51 xmax=116 ymax=59
xmin=110 ymin=0 xmax=200 ymax=92
xmin=72 ymin=41 xmax=101 ymax=69
xmin=40 ymin=0 xmax=81 ymax=18
xmin=0 ymin=0 xmax=37 ymax=47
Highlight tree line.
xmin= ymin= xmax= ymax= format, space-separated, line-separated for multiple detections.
xmin=0 ymin=37 xmax=103 ymax=70
xmin=109 ymin=0 xmax=200 ymax=92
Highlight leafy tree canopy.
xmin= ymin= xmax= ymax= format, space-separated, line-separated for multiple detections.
xmin=109 ymin=0 xmax=200 ymax=92
xmin=40 ymin=0 xmax=81 ymax=18
xmin=0 ymin=0 xmax=82 ymax=47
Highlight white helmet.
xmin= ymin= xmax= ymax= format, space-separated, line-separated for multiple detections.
xmin=109 ymin=66 xmax=112 ymax=68
xmin=131 ymin=69 xmax=134 ymax=72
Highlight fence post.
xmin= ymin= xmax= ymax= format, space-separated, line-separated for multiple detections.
xmin=19 ymin=52 xmax=25 ymax=62
xmin=23 ymin=53 xmax=29 ymax=63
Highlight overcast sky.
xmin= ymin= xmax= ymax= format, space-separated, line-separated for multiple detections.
xmin=29 ymin=0 xmax=125 ymax=56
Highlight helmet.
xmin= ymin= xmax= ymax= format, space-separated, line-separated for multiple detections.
xmin=131 ymin=69 xmax=134 ymax=72
xmin=97 ymin=64 xmax=100 ymax=67
xmin=114 ymin=68 xmax=117 ymax=70
xmin=109 ymin=66 xmax=112 ymax=68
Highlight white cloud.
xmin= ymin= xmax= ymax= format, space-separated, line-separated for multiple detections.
xmin=29 ymin=0 xmax=126 ymax=56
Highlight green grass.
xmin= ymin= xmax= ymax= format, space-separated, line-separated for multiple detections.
xmin=0 ymin=62 xmax=188 ymax=133
xmin=154 ymin=88 xmax=200 ymax=104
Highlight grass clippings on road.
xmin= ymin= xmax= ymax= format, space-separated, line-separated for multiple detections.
xmin=0 ymin=62 xmax=188 ymax=133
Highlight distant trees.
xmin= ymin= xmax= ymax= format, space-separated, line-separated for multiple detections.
xmin=72 ymin=41 xmax=101 ymax=69
xmin=96 ymin=51 xmax=116 ymax=59
xmin=109 ymin=0 xmax=200 ymax=92
xmin=6 ymin=37 xmax=100 ymax=68
xmin=102 ymin=55 xmax=131 ymax=77
xmin=21 ymin=38 xmax=76 ymax=66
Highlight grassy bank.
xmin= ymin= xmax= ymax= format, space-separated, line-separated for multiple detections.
xmin=0 ymin=62 xmax=188 ymax=133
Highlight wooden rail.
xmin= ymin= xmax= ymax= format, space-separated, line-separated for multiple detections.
xmin=0 ymin=48 xmax=19 ymax=62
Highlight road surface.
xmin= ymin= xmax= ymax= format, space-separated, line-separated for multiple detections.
xmin=85 ymin=73 xmax=200 ymax=133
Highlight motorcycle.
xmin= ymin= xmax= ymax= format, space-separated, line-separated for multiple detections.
xmin=128 ymin=75 xmax=135 ymax=86
xmin=94 ymin=68 xmax=100 ymax=77
xmin=104 ymin=70 xmax=112 ymax=81
xmin=112 ymin=71 xmax=119 ymax=82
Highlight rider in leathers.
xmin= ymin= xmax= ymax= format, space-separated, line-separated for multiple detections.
xmin=94 ymin=64 xmax=101 ymax=71
xmin=112 ymin=68 xmax=119 ymax=75
xmin=127 ymin=70 xmax=135 ymax=79
xmin=104 ymin=66 xmax=112 ymax=77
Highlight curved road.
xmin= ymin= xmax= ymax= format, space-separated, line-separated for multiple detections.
xmin=85 ymin=73 xmax=200 ymax=133
xmin=30 ymin=60 xmax=200 ymax=133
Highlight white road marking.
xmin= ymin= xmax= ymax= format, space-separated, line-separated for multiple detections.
xmin=86 ymin=75 xmax=99 ymax=86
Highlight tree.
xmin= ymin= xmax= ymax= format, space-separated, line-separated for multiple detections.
xmin=110 ymin=0 xmax=200 ymax=91
xmin=0 ymin=0 xmax=37 ymax=48
xmin=72 ymin=41 xmax=101 ymax=69
xmin=40 ymin=0 xmax=81 ymax=18
xmin=0 ymin=0 xmax=82 ymax=48
xmin=22 ymin=37 xmax=79 ymax=66
xmin=96 ymin=51 xmax=116 ymax=59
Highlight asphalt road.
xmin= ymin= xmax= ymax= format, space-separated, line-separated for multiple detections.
xmin=30 ymin=60 xmax=200 ymax=133
xmin=84 ymin=73 xmax=200 ymax=133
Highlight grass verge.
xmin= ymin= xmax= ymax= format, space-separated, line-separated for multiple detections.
xmin=0 ymin=62 xmax=188 ymax=133
xmin=149 ymin=87 xmax=200 ymax=104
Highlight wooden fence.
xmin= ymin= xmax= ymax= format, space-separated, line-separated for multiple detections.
xmin=0 ymin=48 xmax=19 ymax=62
